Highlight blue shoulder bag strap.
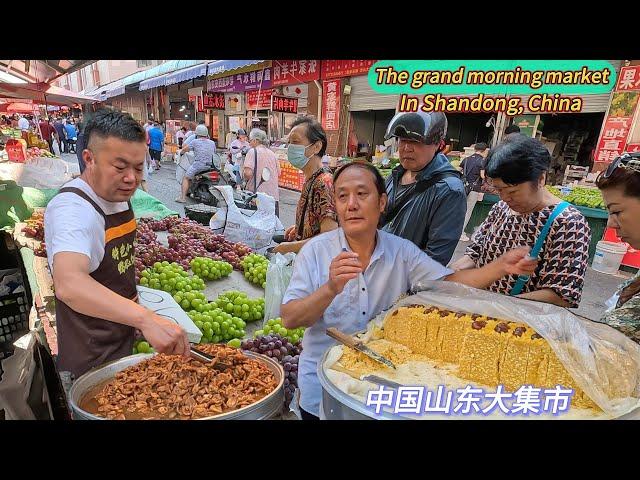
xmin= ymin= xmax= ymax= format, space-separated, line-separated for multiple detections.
xmin=509 ymin=201 xmax=570 ymax=296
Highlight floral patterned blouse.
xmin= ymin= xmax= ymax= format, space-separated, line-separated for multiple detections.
xmin=294 ymin=167 xmax=338 ymax=240
xmin=465 ymin=200 xmax=591 ymax=307
xmin=598 ymin=271 xmax=640 ymax=345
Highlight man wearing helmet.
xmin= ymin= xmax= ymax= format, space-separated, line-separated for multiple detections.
xmin=228 ymin=128 xmax=251 ymax=185
xmin=381 ymin=111 xmax=466 ymax=266
xmin=176 ymin=124 xmax=217 ymax=203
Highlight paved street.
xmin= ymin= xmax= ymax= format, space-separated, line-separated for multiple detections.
xmin=59 ymin=153 xmax=632 ymax=322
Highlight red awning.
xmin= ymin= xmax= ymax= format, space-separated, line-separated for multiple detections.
xmin=0 ymin=102 xmax=37 ymax=113
xmin=0 ymin=82 xmax=94 ymax=105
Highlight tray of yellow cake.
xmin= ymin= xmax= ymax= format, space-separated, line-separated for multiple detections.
xmin=318 ymin=281 xmax=640 ymax=420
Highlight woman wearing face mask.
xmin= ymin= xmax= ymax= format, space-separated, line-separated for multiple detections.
xmin=450 ymin=134 xmax=591 ymax=308
xmin=595 ymin=153 xmax=640 ymax=344
xmin=272 ymin=117 xmax=339 ymax=254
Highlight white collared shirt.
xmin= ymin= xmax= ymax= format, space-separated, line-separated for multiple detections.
xmin=18 ymin=117 xmax=30 ymax=131
xmin=283 ymin=227 xmax=453 ymax=416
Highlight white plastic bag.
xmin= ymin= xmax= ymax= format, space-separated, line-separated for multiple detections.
xmin=263 ymin=252 xmax=296 ymax=324
xmin=209 ymin=185 xmax=284 ymax=251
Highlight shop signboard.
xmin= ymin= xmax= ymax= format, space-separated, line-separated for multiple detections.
xmin=321 ymin=60 xmax=375 ymax=80
xmin=595 ymin=116 xmax=633 ymax=162
xmin=203 ymin=92 xmax=226 ymax=110
xmin=615 ymin=65 xmax=640 ymax=92
xmin=271 ymin=95 xmax=298 ymax=114
xmin=246 ymin=89 xmax=273 ymax=110
xmin=272 ymin=60 xmax=321 ymax=86
xmin=197 ymin=95 xmax=203 ymax=113
xmin=594 ymin=65 xmax=640 ymax=170
xmin=207 ymin=68 xmax=273 ymax=93
xmin=322 ymin=79 xmax=341 ymax=131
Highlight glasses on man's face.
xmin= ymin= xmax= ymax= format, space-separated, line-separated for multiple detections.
xmin=601 ymin=152 xmax=640 ymax=179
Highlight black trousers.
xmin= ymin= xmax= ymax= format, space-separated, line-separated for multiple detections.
xmin=149 ymin=148 xmax=162 ymax=162
xmin=300 ymin=408 xmax=319 ymax=421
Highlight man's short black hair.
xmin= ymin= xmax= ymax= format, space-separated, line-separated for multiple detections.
xmin=84 ymin=108 xmax=146 ymax=149
xmin=333 ymin=160 xmax=386 ymax=196
xmin=504 ymin=124 xmax=521 ymax=134
xmin=474 ymin=142 xmax=489 ymax=151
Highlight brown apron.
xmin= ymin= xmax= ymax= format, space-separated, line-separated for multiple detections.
xmin=55 ymin=187 xmax=138 ymax=378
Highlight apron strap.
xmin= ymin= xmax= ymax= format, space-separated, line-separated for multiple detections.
xmin=58 ymin=187 xmax=107 ymax=219
xmin=509 ymin=201 xmax=571 ymax=296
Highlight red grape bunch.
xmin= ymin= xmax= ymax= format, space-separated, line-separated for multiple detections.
xmin=241 ymin=333 xmax=302 ymax=406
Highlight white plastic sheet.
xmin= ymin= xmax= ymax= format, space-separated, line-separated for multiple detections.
xmin=360 ymin=280 xmax=640 ymax=418
xmin=0 ymin=157 xmax=73 ymax=189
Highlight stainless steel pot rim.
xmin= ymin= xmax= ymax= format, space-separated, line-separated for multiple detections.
xmin=317 ymin=333 xmax=640 ymax=420
xmin=69 ymin=350 xmax=284 ymax=420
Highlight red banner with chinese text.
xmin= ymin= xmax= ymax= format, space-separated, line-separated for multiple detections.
xmin=272 ymin=60 xmax=321 ymax=86
xmin=594 ymin=66 xmax=640 ymax=168
xmin=321 ymin=60 xmax=375 ymax=79
xmin=322 ymin=80 xmax=340 ymax=131
xmin=246 ymin=89 xmax=273 ymax=110
xmin=271 ymin=95 xmax=298 ymax=114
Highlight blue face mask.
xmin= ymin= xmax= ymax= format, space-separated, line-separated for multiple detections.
xmin=287 ymin=143 xmax=313 ymax=169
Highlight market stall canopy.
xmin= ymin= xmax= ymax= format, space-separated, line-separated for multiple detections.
xmin=137 ymin=60 xmax=268 ymax=90
xmin=0 ymin=82 xmax=95 ymax=105
xmin=86 ymin=78 xmax=126 ymax=101
xmin=206 ymin=60 xmax=269 ymax=79
xmin=130 ymin=60 xmax=206 ymax=89
xmin=0 ymin=102 xmax=38 ymax=113
xmin=0 ymin=60 xmax=96 ymax=84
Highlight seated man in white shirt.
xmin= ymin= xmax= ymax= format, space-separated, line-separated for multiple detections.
xmin=281 ymin=161 xmax=538 ymax=420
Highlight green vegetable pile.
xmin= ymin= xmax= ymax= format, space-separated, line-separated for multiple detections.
xmin=547 ymin=186 xmax=606 ymax=209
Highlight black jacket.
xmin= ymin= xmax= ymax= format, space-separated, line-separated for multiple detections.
xmin=381 ymin=153 xmax=466 ymax=266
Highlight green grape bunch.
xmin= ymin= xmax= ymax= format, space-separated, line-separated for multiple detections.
xmin=255 ymin=318 xmax=305 ymax=344
xmin=240 ymin=253 xmax=269 ymax=289
xmin=138 ymin=261 xmax=205 ymax=296
xmin=190 ymin=257 xmax=233 ymax=281
xmin=214 ymin=290 xmax=265 ymax=323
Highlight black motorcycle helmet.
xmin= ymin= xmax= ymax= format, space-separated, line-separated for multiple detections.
xmin=384 ymin=111 xmax=447 ymax=146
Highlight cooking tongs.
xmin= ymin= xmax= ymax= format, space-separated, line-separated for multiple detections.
xmin=189 ymin=345 xmax=232 ymax=371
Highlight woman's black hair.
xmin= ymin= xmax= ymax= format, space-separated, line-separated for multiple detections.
xmin=333 ymin=161 xmax=386 ymax=196
xmin=290 ymin=116 xmax=327 ymax=157
xmin=485 ymin=134 xmax=550 ymax=185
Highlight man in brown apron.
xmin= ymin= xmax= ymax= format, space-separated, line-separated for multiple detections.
xmin=45 ymin=109 xmax=189 ymax=380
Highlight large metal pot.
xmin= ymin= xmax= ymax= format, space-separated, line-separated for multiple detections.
xmin=317 ymin=348 xmax=403 ymax=420
xmin=317 ymin=346 xmax=640 ymax=421
xmin=69 ymin=351 xmax=284 ymax=420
